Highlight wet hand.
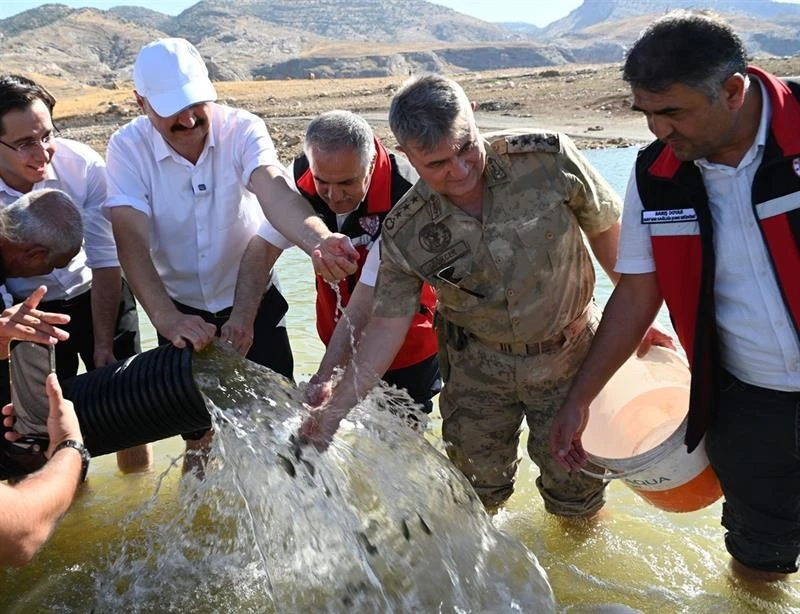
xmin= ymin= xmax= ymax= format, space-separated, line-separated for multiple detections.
xmin=549 ymin=402 xmax=590 ymax=472
xmin=304 ymin=373 xmax=333 ymax=407
xmin=155 ymin=312 xmax=217 ymax=351
xmin=219 ymin=314 xmax=254 ymax=356
xmin=636 ymin=322 xmax=677 ymax=357
xmin=0 ymin=286 xmax=71 ymax=345
xmin=311 ymin=235 xmax=359 ymax=283
xmin=297 ymin=407 xmax=346 ymax=451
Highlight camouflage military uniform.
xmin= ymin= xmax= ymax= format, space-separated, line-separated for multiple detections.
xmin=374 ymin=131 xmax=621 ymax=515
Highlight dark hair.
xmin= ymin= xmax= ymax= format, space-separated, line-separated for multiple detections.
xmin=0 ymin=75 xmax=57 ymax=135
xmin=623 ymin=11 xmax=747 ymax=98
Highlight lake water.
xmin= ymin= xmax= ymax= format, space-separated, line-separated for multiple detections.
xmin=2 ymin=146 xmax=798 ymax=612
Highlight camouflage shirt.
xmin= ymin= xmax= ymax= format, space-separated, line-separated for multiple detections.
xmin=374 ymin=131 xmax=620 ymax=343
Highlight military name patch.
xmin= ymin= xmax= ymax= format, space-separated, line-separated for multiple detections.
xmin=641 ymin=208 xmax=697 ymax=224
xmin=419 ymin=222 xmax=452 ymax=253
xmin=420 ymin=241 xmax=470 ymax=277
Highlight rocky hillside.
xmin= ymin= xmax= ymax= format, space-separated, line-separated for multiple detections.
xmin=0 ymin=0 xmax=799 ymax=86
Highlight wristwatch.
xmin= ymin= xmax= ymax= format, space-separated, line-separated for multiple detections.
xmin=54 ymin=439 xmax=90 ymax=483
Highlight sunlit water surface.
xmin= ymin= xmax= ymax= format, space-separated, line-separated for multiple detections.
xmin=2 ymin=147 xmax=799 ymax=613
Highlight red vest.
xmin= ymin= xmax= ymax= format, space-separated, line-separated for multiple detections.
xmin=635 ymin=67 xmax=800 ymax=450
xmin=295 ymin=139 xmax=438 ymax=370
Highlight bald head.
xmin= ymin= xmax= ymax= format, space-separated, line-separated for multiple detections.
xmin=1 ymin=189 xmax=83 ymax=277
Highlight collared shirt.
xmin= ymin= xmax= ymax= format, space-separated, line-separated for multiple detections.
xmin=104 ymin=103 xmax=288 ymax=312
xmin=374 ymin=131 xmax=620 ymax=343
xmin=0 ymin=138 xmax=114 ymax=301
xmin=617 ymin=78 xmax=800 ymax=390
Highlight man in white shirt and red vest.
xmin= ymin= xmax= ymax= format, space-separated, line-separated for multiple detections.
xmin=105 ymin=38 xmax=356 ymax=466
xmin=0 ymin=75 xmax=146 ymax=473
xmin=227 ymin=111 xmax=440 ymax=411
xmin=550 ymin=12 xmax=800 ymax=584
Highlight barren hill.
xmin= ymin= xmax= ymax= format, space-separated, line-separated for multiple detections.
xmin=1 ymin=0 xmax=799 ymax=86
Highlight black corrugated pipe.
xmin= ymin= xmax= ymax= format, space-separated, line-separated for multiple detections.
xmin=0 ymin=343 xmax=211 ymax=479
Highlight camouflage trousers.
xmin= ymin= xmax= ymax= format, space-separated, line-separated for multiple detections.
xmin=439 ymin=310 xmax=606 ymax=516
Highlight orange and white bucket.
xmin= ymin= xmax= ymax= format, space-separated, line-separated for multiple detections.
xmin=581 ymin=346 xmax=722 ymax=513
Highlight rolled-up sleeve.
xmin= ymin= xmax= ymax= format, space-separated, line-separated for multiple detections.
xmin=104 ymin=132 xmax=153 ymax=217
xmin=240 ymin=115 xmax=291 ymax=186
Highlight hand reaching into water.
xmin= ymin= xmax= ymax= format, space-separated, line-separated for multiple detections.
xmin=298 ymin=405 xmax=348 ymax=451
xmin=304 ymin=373 xmax=333 ymax=407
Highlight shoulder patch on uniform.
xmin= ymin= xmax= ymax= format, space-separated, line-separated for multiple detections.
xmin=383 ymin=188 xmax=426 ymax=237
xmin=490 ymin=132 xmax=561 ymax=155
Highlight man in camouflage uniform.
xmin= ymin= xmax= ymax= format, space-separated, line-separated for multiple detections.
xmin=302 ymin=74 xmax=672 ymax=516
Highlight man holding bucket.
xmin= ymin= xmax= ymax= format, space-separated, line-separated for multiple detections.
xmin=301 ymin=74 xmax=672 ymax=517
xmin=550 ymin=11 xmax=800 ymax=583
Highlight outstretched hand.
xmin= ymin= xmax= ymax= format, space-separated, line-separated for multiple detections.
xmin=0 ymin=286 xmax=70 ymax=347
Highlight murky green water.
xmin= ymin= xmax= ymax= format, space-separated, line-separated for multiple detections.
xmin=1 ymin=148 xmax=798 ymax=612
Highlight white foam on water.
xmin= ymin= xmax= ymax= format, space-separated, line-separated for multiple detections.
xmin=89 ymin=346 xmax=555 ymax=612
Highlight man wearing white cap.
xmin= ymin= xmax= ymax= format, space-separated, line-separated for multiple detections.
xmin=104 ymin=38 xmax=353 ymax=458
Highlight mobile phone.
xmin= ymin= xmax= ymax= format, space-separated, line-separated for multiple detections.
xmin=8 ymin=340 xmax=53 ymax=437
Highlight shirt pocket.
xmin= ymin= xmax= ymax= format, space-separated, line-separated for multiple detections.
xmin=214 ymin=181 xmax=249 ymax=229
xmin=516 ymin=219 xmax=555 ymax=273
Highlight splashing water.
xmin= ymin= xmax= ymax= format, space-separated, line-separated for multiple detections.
xmin=90 ymin=344 xmax=555 ymax=612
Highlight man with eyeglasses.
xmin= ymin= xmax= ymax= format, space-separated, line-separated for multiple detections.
xmin=227 ymin=110 xmax=440 ymax=412
xmin=301 ymin=74 xmax=673 ymax=519
xmin=0 ymin=75 xmax=148 ymax=474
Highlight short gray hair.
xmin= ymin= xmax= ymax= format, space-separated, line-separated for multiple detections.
xmin=624 ymin=11 xmax=748 ymax=99
xmin=303 ymin=110 xmax=376 ymax=169
xmin=2 ymin=189 xmax=83 ymax=261
xmin=389 ymin=74 xmax=471 ymax=151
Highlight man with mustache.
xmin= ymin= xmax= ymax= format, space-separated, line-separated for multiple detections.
xmin=105 ymin=38 xmax=355 ymax=468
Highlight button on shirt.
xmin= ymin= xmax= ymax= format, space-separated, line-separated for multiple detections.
xmin=617 ymin=78 xmax=800 ymax=390
xmin=375 ymin=133 xmax=620 ymax=343
xmin=0 ymin=138 xmax=115 ymax=301
xmin=104 ymin=104 xmax=288 ymax=313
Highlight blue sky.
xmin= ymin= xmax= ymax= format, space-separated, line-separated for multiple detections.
xmin=0 ymin=0 xmax=583 ymax=26
xmin=1 ymin=0 xmax=799 ymax=26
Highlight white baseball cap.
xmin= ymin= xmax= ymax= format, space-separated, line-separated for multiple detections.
xmin=133 ymin=38 xmax=217 ymax=118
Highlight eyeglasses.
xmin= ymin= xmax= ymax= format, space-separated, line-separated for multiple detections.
xmin=435 ymin=265 xmax=485 ymax=299
xmin=0 ymin=128 xmax=59 ymax=155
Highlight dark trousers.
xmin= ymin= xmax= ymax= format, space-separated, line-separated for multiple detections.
xmin=706 ymin=370 xmax=800 ymax=573
xmin=156 ymin=284 xmax=294 ymax=381
xmin=0 ymin=280 xmax=140 ymax=405
xmin=382 ymin=353 xmax=441 ymax=413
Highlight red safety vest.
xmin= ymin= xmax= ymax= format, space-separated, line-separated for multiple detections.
xmin=295 ymin=139 xmax=438 ymax=370
xmin=635 ymin=66 xmax=800 ymax=450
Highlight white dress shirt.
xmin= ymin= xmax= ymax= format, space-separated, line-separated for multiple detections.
xmin=104 ymin=103 xmax=288 ymax=313
xmin=617 ymin=78 xmax=800 ymax=390
xmin=0 ymin=138 xmax=116 ymax=301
